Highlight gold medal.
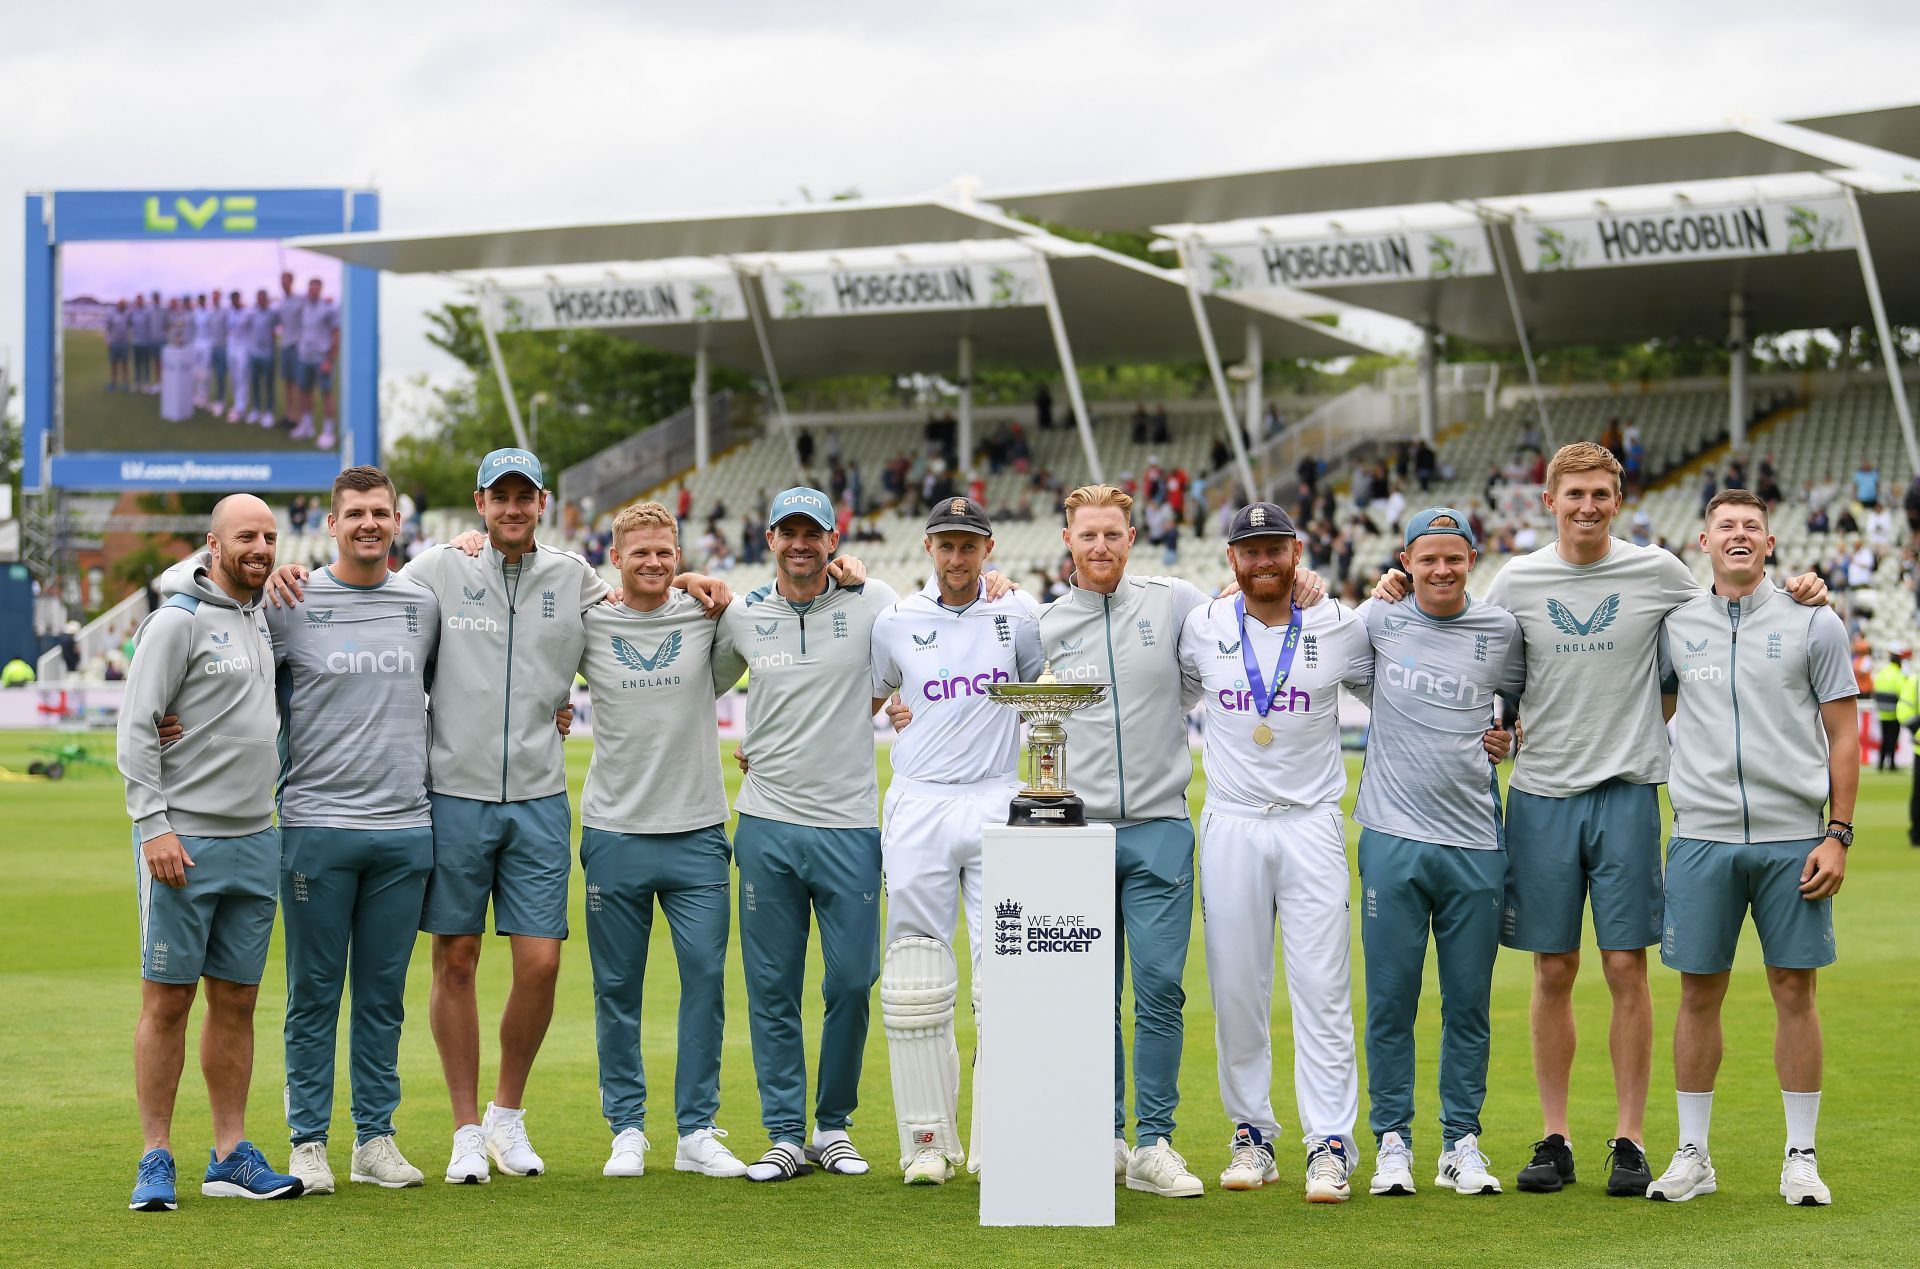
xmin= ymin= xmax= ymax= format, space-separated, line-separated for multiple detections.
xmin=1253 ymin=722 xmax=1274 ymax=747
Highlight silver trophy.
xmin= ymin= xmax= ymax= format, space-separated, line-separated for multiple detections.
xmin=985 ymin=664 xmax=1109 ymax=827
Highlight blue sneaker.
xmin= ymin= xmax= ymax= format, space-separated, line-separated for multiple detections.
xmin=202 ymin=1141 xmax=304 ymax=1200
xmin=130 ymin=1148 xmax=178 ymax=1211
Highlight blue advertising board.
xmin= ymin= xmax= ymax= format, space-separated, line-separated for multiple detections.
xmin=22 ymin=187 xmax=379 ymax=492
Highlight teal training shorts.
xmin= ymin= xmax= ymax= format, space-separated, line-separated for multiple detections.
xmin=1502 ymin=779 xmax=1661 ymax=953
xmin=1661 ymin=836 xmax=1836 ymax=974
xmin=423 ymin=792 xmax=572 ymax=939
xmin=135 ymin=826 xmax=280 ymax=985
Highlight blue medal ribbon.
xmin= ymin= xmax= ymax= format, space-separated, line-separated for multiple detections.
xmin=1237 ymin=597 xmax=1303 ymax=719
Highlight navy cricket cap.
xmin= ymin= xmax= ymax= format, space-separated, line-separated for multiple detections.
xmin=477 ymin=447 xmax=544 ymax=490
xmin=1226 ymin=502 xmax=1296 ymax=543
xmin=767 ymin=487 xmax=836 ymax=530
xmin=924 ymin=496 xmax=992 ymax=536
xmin=1402 ymin=506 xmax=1477 ymax=550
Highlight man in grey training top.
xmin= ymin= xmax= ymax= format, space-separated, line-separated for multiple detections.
xmin=1645 ymin=489 xmax=1856 ymax=1207
xmin=1354 ymin=508 xmax=1523 ymax=1200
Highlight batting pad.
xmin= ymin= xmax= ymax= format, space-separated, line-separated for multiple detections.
xmin=882 ymin=936 xmax=963 ymax=1168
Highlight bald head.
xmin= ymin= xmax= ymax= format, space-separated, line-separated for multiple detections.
xmin=206 ymin=495 xmax=278 ymax=601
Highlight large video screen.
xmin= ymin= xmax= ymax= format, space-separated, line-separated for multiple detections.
xmin=60 ymin=241 xmax=346 ymax=453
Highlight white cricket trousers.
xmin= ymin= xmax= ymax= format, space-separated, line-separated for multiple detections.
xmin=881 ymin=775 xmax=1018 ymax=977
xmin=1200 ymin=807 xmax=1357 ymax=1145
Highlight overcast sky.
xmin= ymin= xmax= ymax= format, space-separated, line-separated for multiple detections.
xmin=4 ymin=0 xmax=1917 ymax=421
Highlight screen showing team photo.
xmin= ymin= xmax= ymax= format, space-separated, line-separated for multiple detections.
xmin=59 ymin=240 xmax=346 ymax=453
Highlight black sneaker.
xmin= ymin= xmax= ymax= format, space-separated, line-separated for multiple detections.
xmin=1517 ymin=1134 xmax=1576 ymax=1192
xmin=1606 ymin=1137 xmax=1652 ymax=1197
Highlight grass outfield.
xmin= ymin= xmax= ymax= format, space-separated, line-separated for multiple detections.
xmin=59 ymin=329 xmax=320 ymax=453
xmin=1 ymin=728 xmax=1914 ymax=1265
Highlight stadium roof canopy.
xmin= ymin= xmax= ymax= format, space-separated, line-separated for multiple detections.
xmin=462 ymin=236 xmax=1374 ymax=373
xmin=1156 ymin=171 xmax=1920 ymax=346
xmin=293 ymin=196 xmax=1041 ymax=275
xmin=989 ymin=103 xmax=1920 ymax=228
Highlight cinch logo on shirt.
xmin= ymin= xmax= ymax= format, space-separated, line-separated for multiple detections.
xmin=324 ymin=643 xmax=418 ymax=675
xmin=445 ymin=612 xmax=501 ymax=633
xmin=749 ymin=651 xmax=795 ymax=670
xmin=1678 ymin=663 xmax=1724 ymax=683
xmin=1384 ymin=655 xmax=1480 ymax=705
xmin=1547 ymin=594 xmax=1620 ymax=652
xmin=922 ymin=666 xmax=1011 ymax=701
xmin=203 ymin=631 xmax=252 ymax=674
xmin=1217 ymin=686 xmax=1311 ymax=713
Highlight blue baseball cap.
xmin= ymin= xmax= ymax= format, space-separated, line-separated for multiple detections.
xmin=766 ymin=486 xmax=836 ymax=531
xmin=1402 ymin=506 xmax=1477 ymax=550
xmin=476 ymin=447 xmax=544 ymax=490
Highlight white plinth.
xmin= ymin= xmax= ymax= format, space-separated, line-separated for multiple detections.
xmin=980 ymin=823 xmax=1116 ymax=1227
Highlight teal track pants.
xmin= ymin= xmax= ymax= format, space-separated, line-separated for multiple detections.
xmin=1357 ymin=829 xmax=1506 ymax=1154
xmin=733 ymin=813 xmax=881 ymax=1147
xmin=1112 ymin=819 xmax=1194 ymax=1145
xmin=281 ymin=826 xmax=433 ymax=1146
xmin=580 ymin=824 xmax=732 ymax=1136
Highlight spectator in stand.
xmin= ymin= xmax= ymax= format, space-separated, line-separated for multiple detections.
xmin=1484 ymin=464 xmax=1508 ymax=507
xmin=847 ymin=463 xmax=863 ymax=515
xmin=1724 ymin=456 xmax=1748 ymax=491
xmin=1332 ymin=531 xmax=1353 ymax=586
xmin=1412 ymin=439 xmax=1436 ymax=492
xmin=288 ymin=494 xmax=309 ymax=535
xmin=1035 ymin=384 xmax=1054 ymax=430
xmin=1808 ymin=471 xmax=1839 ymax=513
xmin=1146 ymin=498 xmax=1179 ymax=566
xmin=1009 ymin=425 xmax=1031 ymax=472
xmin=1131 ymin=402 xmax=1150 ymax=445
xmin=1151 ymin=403 xmax=1170 ymax=444
xmin=795 ymin=427 xmax=815 ymax=470
xmin=1836 ymin=504 xmax=1861 ymax=536
xmin=1525 ymin=449 xmax=1547 ymax=484
xmin=1297 ymin=453 xmax=1318 ymax=494
xmin=1849 ymin=539 xmax=1878 ymax=590
xmin=1600 ymin=418 xmax=1625 ymax=466
xmin=1700 ymin=469 xmax=1718 ymax=514
xmin=705 ymin=497 xmax=728 ymax=526
xmin=1367 ymin=462 xmax=1391 ymax=504
xmin=1467 ymin=504 xmax=1487 ymax=545
xmin=676 ymin=483 xmax=693 ymax=528
xmin=824 ymin=427 xmax=841 ymax=466
xmin=1211 ymin=438 xmax=1232 ymax=473
xmin=968 ymin=474 xmax=987 ymax=508
xmin=1867 ymin=504 xmax=1895 ymax=550
xmin=1263 ymin=402 xmax=1283 ymax=439
xmin=1629 ymin=510 xmax=1653 ymax=549
xmin=1380 ymin=484 xmax=1407 ymax=536
xmin=1807 ymin=505 xmax=1831 ymax=535
xmin=1143 ymin=456 xmax=1164 ymax=503
xmin=1904 ymin=473 xmax=1920 ymax=543
xmin=1855 ymin=458 xmax=1881 ymax=508
xmin=1294 ymin=481 xmax=1315 ymax=528
xmin=1166 ymin=467 xmax=1188 ymax=522
xmin=1624 ymin=434 xmax=1645 ymax=495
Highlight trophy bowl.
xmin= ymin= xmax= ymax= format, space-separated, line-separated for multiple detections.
xmin=985 ymin=665 xmax=1109 ymax=827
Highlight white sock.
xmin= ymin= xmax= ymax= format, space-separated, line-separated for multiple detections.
xmin=1782 ymin=1090 xmax=1821 ymax=1152
xmin=1676 ymin=1090 xmax=1714 ymax=1153
xmin=812 ymin=1128 xmax=850 ymax=1148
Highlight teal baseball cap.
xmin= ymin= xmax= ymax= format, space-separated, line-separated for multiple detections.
xmin=1403 ymin=506 xmax=1477 ymax=550
xmin=767 ymin=486 xmax=836 ymax=530
xmin=477 ymin=447 xmax=544 ymax=490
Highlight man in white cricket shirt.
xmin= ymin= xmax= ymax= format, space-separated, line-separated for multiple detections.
xmin=869 ymin=497 xmax=1043 ymax=1185
xmin=1179 ymin=502 xmax=1373 ymax=1203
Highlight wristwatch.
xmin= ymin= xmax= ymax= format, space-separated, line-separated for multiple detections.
xmin=1826 ymin=820 xmax=1853 ymax=848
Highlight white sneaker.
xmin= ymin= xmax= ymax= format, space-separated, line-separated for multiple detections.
xmin=903 ymin=1144 xmax=953 ymax=1185
xmin=445 ymin=1124 xmax=489 ymax=1185
xmin=482 ymin=1103 xmax=544 ymax=1177
xmin=1780 ymin=1148 xmax=1831 ymax=1206
xmin=1304 ymin=1137 xmax=1353 ymax=1203
xmin=291 ymin=415 xmax=314 ymax=440
xmin=288 ymin=1141 xmax=334 ymax=1196
xmin=604 ymin=1128 xmax=648 ymax=1178
xmin=1127 ymin=1140 xmax=1204 ymax=1197
xmin=1114 ymin=1137 xmax=1129 ymax=1185
xmin=1436 ymin=1133 xmax=1502 ymax=1195
xmin=1646 ymin=1143 xmax=1715 ymax=1202
xmin=676 ymin=1127 xmax=747 ymax=1178
xmin=350 ymin=1135 xmax=423 ymax=1188
xmin=1370 ymin=1131 xmax=1415 ymax=1196
xmin=317 ymin=425 xmax=336 ymax=451
xmin=1220 ymin=1126 xmax=1279 ymax=1191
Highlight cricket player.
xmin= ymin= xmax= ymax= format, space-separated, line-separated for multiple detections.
xmin=119 ymin=495 xmax=303 ymax=1210
xmin=224 ymin=291 xmax=251 ymax=422
xmin=716 ymin=487 xmax=901 ymax=1182
xmin=575 ymin=501 xmax=749 ymax=1181
xmin=1353 ymin=509 xmax=1523 ymax=1199
xmin=1373 ymin=441 xmax=1827 ymax=1196
xmin=1645 ymin=490 xmax=1856 ymax=1206
xmin=205 ymin=291 xmax=230 ymax=418
xmin=130 ymin=294 xmax=152 ymax=391
xmin=106 ymin=299 xmax=133 ymax=392
xmin=275 ymin=272 xmax=303 ymax=428
xmin=868 ymin=497 xmax=1042 ymax=1185
xmin=263 ymin=466 xmax=438 ymax=1194
xmin=1179 ymin=502 xmax=1374 ymax=1202
xmin=248 ymin=289 xmax=278 ymax=425
xmin=270 ymin=448 xmax=626 ymax=1183
xmin=1036 ymin=483 xmax=1225 ymax=1199
xmin=293 ymin=278 xmax=338 ymax=448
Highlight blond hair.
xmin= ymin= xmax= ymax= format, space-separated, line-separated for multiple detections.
xmin=1544 ymin=441 xmax=1623 ymax=495
xmin=1062 ymin=484 xmax=1134 ymax=522
xmin=611 ymin=501 xmax=678 ymax=550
